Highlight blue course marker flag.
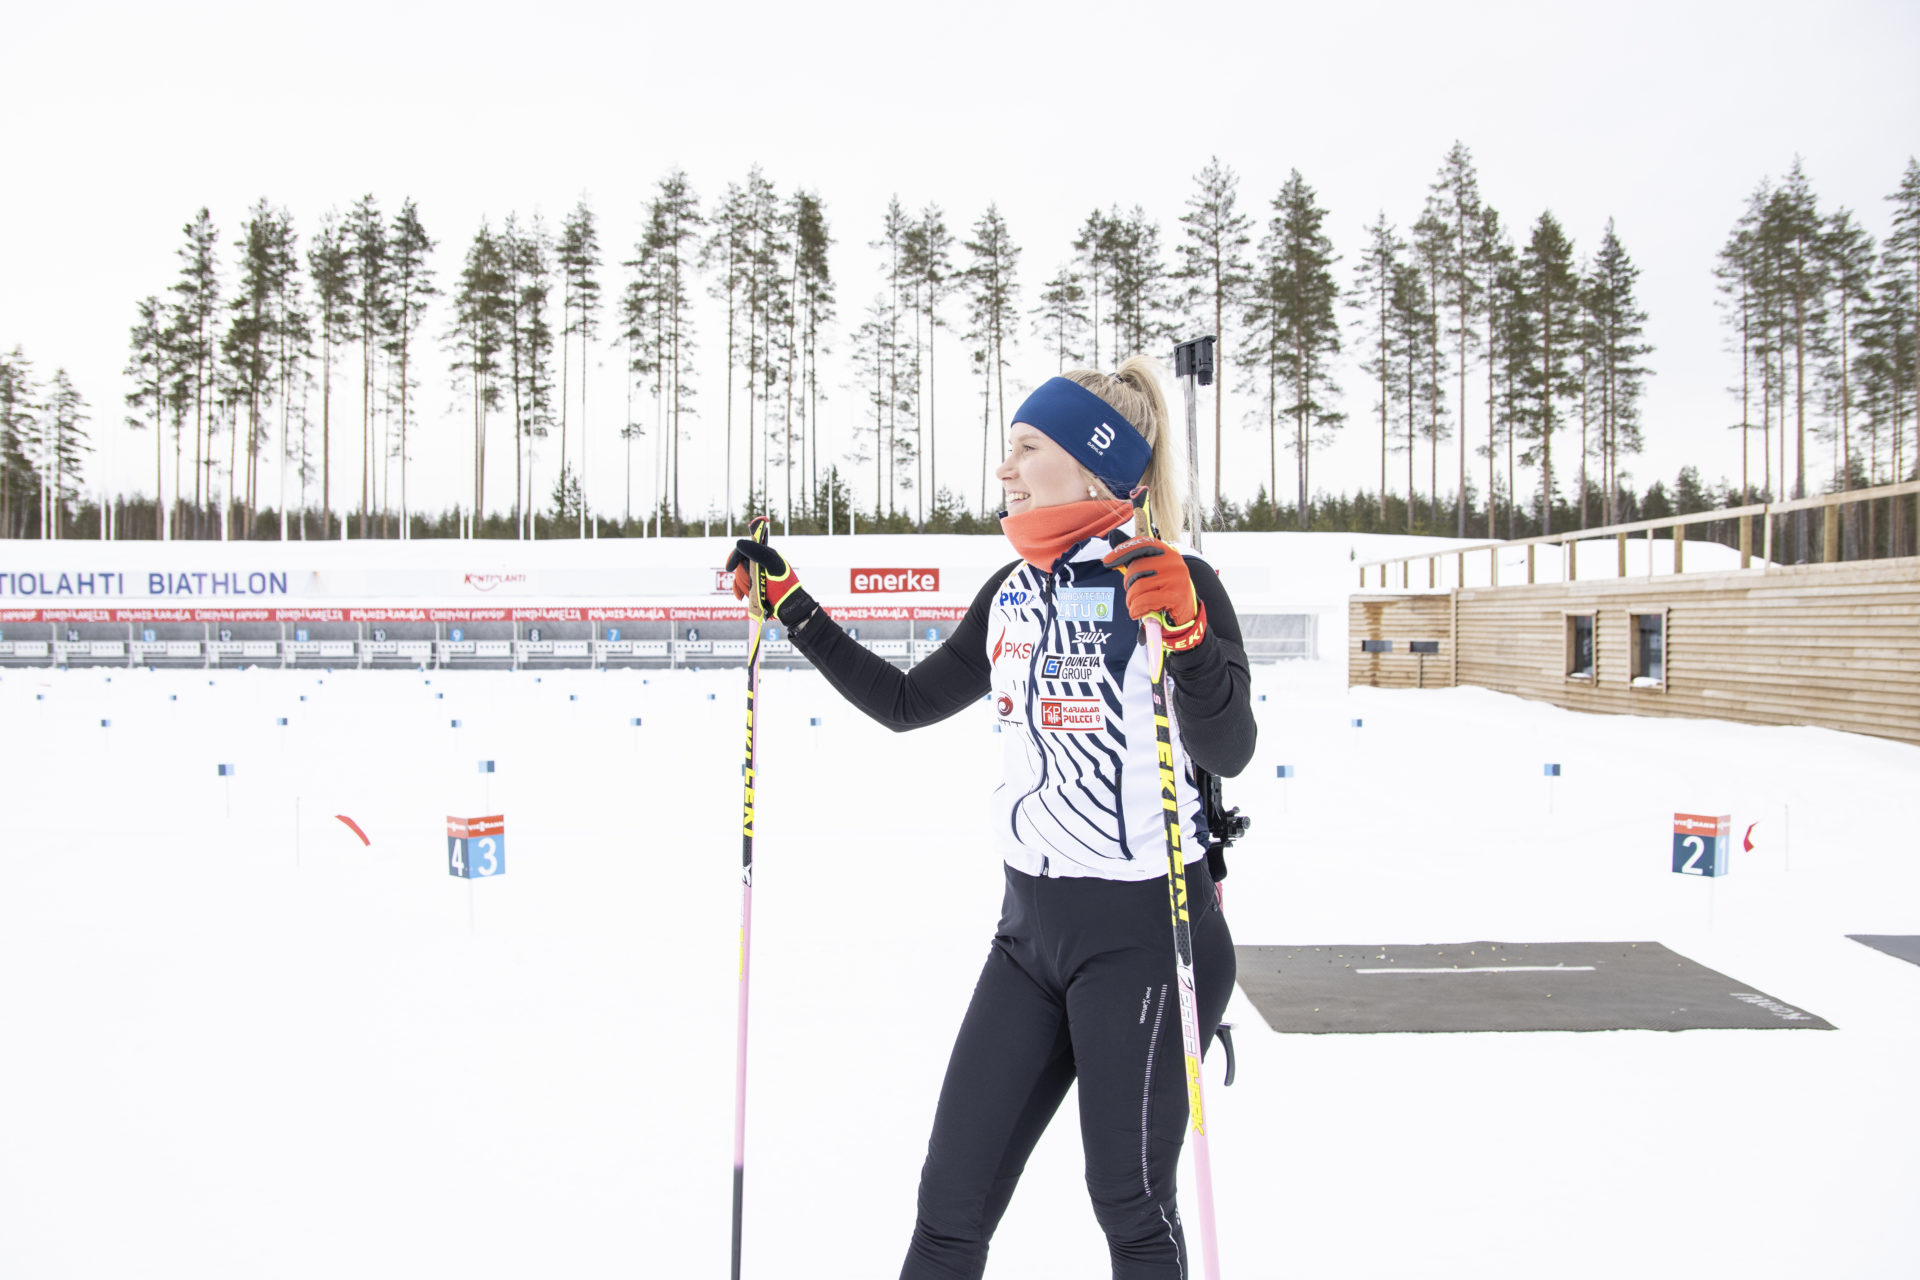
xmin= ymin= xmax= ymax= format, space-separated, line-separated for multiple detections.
xmin=277 ymin=717 xmax=289 ymax=726
xmin=100 ymin=719 xmax=110 ymax=728
xmin=1351 ymin=718 xmax=1363 ymax=728
xmin=1543 ymin=763 xmax=1562 ymax=777
xmin=450 ymin=720 xmax=462 ymax=728
xmin=217 ymin=764 xmax=235 ymax=777
xmin=1276 ymin=765 xmax=1294 ymax=778
xmin=630 ymin=718 xmax=643 ymax=727
xmin=809 ymin=717 xmax=821 ymax=727
xmin=478 ymin=761 xmax=495 ymax=774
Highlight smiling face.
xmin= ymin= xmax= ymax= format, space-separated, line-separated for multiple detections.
xmin=996 ymin=423 xmax=1100 ymax=514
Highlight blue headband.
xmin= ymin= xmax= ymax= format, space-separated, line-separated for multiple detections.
xmin=1010 ymin=377 xmax=1152 ymax=497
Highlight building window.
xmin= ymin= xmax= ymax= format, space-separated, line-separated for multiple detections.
xmin=1360 ymin=639 xmax=1393 ymax=654
xmin=1565 ymin=614 xmax=1595 ymax=680
xmin=1631 ymin=612 xmax=1665 ymax=687
xmin=1409 ymin=640 xmax=1440 ymax=655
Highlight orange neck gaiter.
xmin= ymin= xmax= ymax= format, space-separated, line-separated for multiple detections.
xmin=1000 ymin=498 xmax=1135 ymax=570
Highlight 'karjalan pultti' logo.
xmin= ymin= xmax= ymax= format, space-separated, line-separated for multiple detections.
xmin=1039 ymin=698 xmax=1105 ymax=732
xmin=463 ymin=572 xmax=527 ymax=592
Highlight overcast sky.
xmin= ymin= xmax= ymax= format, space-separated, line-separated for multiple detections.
xmin=4 ymin=0 xmax=1917 ymax=527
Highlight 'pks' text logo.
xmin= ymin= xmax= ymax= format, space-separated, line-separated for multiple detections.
xmin=990 ymin=628 xmax=1034 ymax=666
xmin=997 ymin=589 xmax=1032 ymax=607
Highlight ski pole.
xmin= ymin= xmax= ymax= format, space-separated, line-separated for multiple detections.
xmin=1173 ymin=335 xmax=1215 ymax=554
xmin=1130 ymin=482 xmax=1222 ymax=1280
xmin=732 ymin=514 xmax=771 ymax=1279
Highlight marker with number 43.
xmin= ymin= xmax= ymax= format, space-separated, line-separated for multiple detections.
xmin=448 ymin=815 xmax=507 ymax=879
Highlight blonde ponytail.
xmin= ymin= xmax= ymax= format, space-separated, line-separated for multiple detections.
xmin=1063 ymin=355 xmax=1190 ymax=544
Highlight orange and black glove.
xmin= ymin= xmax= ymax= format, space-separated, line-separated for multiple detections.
xmin=725 ymin=523 xmax=815 ymax=628
xmin=1102 ymin=537 xmax=1209 ymax=654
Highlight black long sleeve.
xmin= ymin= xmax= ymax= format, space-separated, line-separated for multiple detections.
xmin=785 ymin=561 xmax=1014 ymax=732
xmin=1166 ymin=557 xmax=1257 ymax=779
xmin=786 ymin=554 xmax=1255 ymax=775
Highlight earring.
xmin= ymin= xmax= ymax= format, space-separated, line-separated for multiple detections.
xmin=1088 ymin=485 xmax=1099 ymax=498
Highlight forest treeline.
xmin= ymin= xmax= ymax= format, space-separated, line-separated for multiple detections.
xmin=2 ymin=147 xmax=1916 ymax=548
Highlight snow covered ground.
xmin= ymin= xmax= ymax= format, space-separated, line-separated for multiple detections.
xmin=2 ymin=646 xmax=1916 ymax=1277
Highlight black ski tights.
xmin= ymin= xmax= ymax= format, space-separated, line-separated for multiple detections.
xmin=900 ymin=860 xmax=1235 ymax=1279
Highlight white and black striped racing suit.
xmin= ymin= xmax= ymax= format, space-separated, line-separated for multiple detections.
xmin=786 ymin=518 xmax=1256 ymax=1279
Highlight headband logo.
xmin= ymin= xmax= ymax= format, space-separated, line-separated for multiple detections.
xmin=1089 ymin=422 xmax=1115 ymax=453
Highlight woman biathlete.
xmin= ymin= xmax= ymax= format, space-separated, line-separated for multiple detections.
xmin=727 ymin=357 xmax=1255 ymax=1279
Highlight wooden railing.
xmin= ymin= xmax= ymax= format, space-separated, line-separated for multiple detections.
xmin=1356 ymin=478 xmax=1920 ymax=591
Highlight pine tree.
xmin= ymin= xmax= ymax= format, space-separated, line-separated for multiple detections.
xmin=1586 ymin=220 xmax=1652 ymax=525
xmin=1476 ymin=206 xmax=1514 ymax=536
xmin=269 ymin=210 xmax=309 ymax=539
xmin=387 ymin=199 xmax=436 ymax=539
xmin=1714 ymin=198 xmax=1764 ymax=503
xmin=1389 ymin=260 xmax=1435 ymax=532
xmin=447 ymin=221 xmax=509 ymax=527
xmin=1178 ymin=157 xmax=1253 ymax=508
xmin=1517 ymin=212 xmax=1580 ymax=534
xmin=1411 ymin=206 xmax=1451 ymax=529
xmin=1429 ymin=143 xmax=1483 ymax=534
xmin=1350 ymin=214 xmax=1406 ymax=520
xmin=793 ymin=190 xmax=833 ymax=517
xmin=1821 ymin=208 xmax=1875 ymax=502
xmin=1249 ymin=170 xmax=1343 ymax=529
xmin=125 ymin=296 xmax=170 ymax=536
xmin=1766 ymin=160 xmax=1828 ymax=513
xmin=222 ymin=199 xmax=291 ymax=536
xmin=506 ymin=215 xmax=556 ymax=534
xmin=849 ymin=293 xmax=896 ymax=516
xmin=902 ymin=203 xmax=953 ymax=523
xmin=344 ymin=195 xmax=389 ymax=536
xmin=557 ymin=198 xmax=601 ymax=535
xmin=307 ymin=213 xmax=351 ymax=537
xmin=44 ymin=370 xmax=89 ymax=539
xmin=764 ymin=192 xmax=804 ymax=526
xmin=643 ymin=169 xmax=703 ymax=526
xmin=0 ymin=348 xmax=40 ymax=538
xmin=1072 ymin=209 xmax=1118 ymax=369
xmin=1885 ymin=157 xmax=1920 ymax=549
xmin=964 ymin=204 xmax=1021 ymax=514
xmin=170 ymin=209 xmax=220 ymax=532
xmin=1032 ymin=263 xmax=1089 ymax=373
xmin=1107 ymin=207 xmax=1173 ymax=364
xmin=871 ymin=195 xmax=912 ymax=518
xmin=704 ymin=180 xmax=753 ymax=529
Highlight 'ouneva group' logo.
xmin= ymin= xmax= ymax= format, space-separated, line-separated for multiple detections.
xmin=1040 ymin=653 xmax=1102 ymax=681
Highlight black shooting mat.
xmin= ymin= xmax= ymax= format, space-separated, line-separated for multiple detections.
xmin=1235 ymin=941 xmax=1834 ymax=1033
xmin=1847 ymin=935 xmax=1920 ymax=969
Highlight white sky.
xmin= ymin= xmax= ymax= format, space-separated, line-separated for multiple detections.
xmin=3 ymin=0 xmax=1917 ymax=525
